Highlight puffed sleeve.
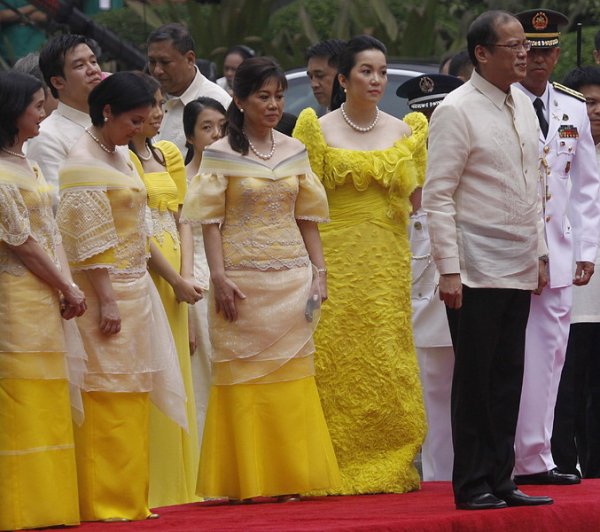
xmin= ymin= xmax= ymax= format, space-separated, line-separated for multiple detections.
xmin=181 ymin=172 xmax=228 ymax=224
xmin=0 ymin=183 xmax=31 ymax=246
xmin=295 ymin=171 xmax=329 ymax=222
xmin=403 ymin=111 xmax=428 ymax=187
xmin=156 ymin=140 xmax=187 ymax=205
xmin=56 ymin=188 xmax=118 ymax=269
xmin=293 ymin=108 xmax=327 ymax=179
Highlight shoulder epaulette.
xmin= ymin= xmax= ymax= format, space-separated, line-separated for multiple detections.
xmin=552 ymin=82 xmax=586 ymax=102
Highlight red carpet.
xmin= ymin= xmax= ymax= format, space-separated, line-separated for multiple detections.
xmin=58 ymin=481 xmax=600 ymax=531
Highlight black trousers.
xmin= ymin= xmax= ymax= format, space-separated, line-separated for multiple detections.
xmin=552 ymin=322 xmax=600 ymax=478
xmin=446 ymin=286 xmax=531 ymax=503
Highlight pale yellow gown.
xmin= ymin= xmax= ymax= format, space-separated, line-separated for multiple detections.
xmin=57 ymin=156 xmax=187 ymax=521
xmin=132 ymin=140 xmax=200 ymax=507
xmin=182 ymin=148 xmax=341 ymax=500
xmin=294 ymin=109 xmax=428 ymax=495
xmin=0 ymin=160 xmax=79 ymax=531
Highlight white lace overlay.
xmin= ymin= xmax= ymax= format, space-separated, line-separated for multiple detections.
xmin=57 ymin=188 xmax=118 ymax=262
xmin=151 ymin=208 xmax=179 ymax=249
xmin=0 ymin=183 xmax=61 ymax=276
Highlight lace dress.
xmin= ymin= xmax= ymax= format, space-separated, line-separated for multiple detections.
xmin=294 ymin=108 xmax=428 ymax=494
xmin=132 ymin=140 xmax=200 ymax=507
xmin=0 ymin=160 xmax=79 ymax=530
xmin=182 ymin=148 xmax=341 ymax=499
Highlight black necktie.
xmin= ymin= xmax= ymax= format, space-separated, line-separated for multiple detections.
xmin=533 ymin=97 xmax=549 ymax=138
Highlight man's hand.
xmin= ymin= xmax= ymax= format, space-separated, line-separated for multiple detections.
xmin=534 ymin=258 xmax=548 ymax=295
xmin=574 ymin=261 xmax=595 ymax=286
xmin=439 ymin=273 xmax=462 ymax=309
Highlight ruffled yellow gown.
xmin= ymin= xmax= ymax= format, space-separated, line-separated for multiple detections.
xmin=0 ymin=161 xmax=79 ymax=531
xmin=294 ymin=109 xmax=428 ymax=495
xmin=132 ymin=141 xmax=200 ymax=507
xmin=182 ymin=148 xmax=341 ymax=500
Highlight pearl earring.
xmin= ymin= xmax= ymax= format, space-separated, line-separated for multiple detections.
xmin=104 ymin=116 xmax=108 ymax=123
xmin=239 ymin=108 xmax=244 ymax=113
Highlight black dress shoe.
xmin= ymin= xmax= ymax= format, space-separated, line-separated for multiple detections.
xmin=497 ymin=489 xmax=553 ymax=507
xmin=514 ymin=467 xmax=581 ymax=485
xmin=456 ymin=493 xmax=508 ymax=510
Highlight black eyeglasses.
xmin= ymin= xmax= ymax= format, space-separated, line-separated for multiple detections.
xmin=485 ymin=41 xmax=532 ymax=52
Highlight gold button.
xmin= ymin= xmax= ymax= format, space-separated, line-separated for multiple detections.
xmin=560 ymin=141 xmax=565 ymax=146
xmin=546 ymin=192 xmax=552 ymax=200
xmin=544 ymin=146 xmax=550 ymax=153
xmin=545 ymin=215 xmax=551 ymax=222
xmin=414 ymin=221 xmax=422 ymax=230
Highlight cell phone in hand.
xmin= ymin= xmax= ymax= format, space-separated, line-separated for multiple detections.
xmin=305 ymin=294 xmax=319 ymax=322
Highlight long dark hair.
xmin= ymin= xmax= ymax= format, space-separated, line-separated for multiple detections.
xmin=330 ymin=35 xmax=387 ymax=111
xmin=183 ymin=97 xmax=227 ymax=164
xmin=0 ymin=72 xmax=43 ymax=149
xmin=226 ymin=56 xmax=287 ymax=155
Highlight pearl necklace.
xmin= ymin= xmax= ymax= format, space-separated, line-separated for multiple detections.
xmin=245 ymin=129 xmax=276 ymax=160
xmin=85 ymin=127 xmax=115 ymax=153
xmin=137 ymin=146 xmax=153 ymax=161
xmin=1 ymin=147 xmax=26 ymax=159
xmin=340 ymin=103 xmax=380 ymax=133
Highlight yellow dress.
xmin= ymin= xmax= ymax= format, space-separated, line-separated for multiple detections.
xmin=57 ymin=157 xmax=187 ymax=521
xmin=0 ymin=160 xmax=79 ymax=530
xmin=182 ymin=148 xmax=341 ymax=500
xmin=294 ymin=108 xmax=428 ymax=495
xmin=132 ymin=141 xmax=200 ymax=507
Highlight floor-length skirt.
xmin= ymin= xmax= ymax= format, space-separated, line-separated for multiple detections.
xmin=0 ymin=378 xmax=80 ymax=530
xmin=74 ymin=391 xmax=151 ymax=521
xmin=148 ymin=230 xmax=200 ymax=506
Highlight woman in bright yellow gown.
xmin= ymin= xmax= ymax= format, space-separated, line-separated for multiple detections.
xmin=182 ymin=57 xmax=340 ymax=501
xmin=294 ymin=36 xmax=427 ymax=495
xmin=130 ymin=75 xmax=202 ymax=508
xmin=57 ymin=72 xmax=187 ymax=521
xmin=0 ymin=72 xmax=86 ymax=531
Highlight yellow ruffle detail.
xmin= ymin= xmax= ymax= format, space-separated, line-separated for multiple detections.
xmin=294 ymin=108 xmax=428 ymax=222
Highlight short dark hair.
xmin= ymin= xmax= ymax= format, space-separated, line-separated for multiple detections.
xmin=563 ymin=66 xmax=600 ymax=91
xmin=448 ymin=50 xmax=472 ymax=78
xmin=147 ymin=23 xmax=195 ymax=55
xmin=330 ymin=35 xmax=387 ymax=111
xmin=467 ymin=10 xmax=514 ymax=67
xmin=38 ymin=34 xmax=100 ymax=99
xmin=88 ymin=71 xmax=155 ymax=127
xmin=305 ymin=39 xmax=346 ymax=69
xmin=225 ymin=45 xmax=255 ymax=62
xmin=183 ymin=97 xmax=227 ymax=164
xmin=226 ymin=57 xmax=287 ymax=155
xmin=0 ymin=72 xmax=43 ymax=149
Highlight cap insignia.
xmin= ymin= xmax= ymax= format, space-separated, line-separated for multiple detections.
xmin=419 ymin=76 xmax=434 ymax=94
xmin=532 ymin=11 xmax=549 ymax=31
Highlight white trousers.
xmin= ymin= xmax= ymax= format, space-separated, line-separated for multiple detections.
xmin=416 ymin=345 xmax=455 ymax=481
xmin=514 ymin=285 xmax=572 ymax=475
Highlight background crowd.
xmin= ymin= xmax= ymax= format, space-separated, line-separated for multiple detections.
xmin=2 ymin=5 xmax=600 ymax=531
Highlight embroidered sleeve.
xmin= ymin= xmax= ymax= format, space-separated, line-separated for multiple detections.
xmin=0 ymin=183 xmax=31 ymax=246
xmin=57 ymin=188 xmax=118 ymax=267
xmin=181 ymin=172 xmax=228 ymax=224
xmin=295 ymin=171 xmax=329 ymax=222
xmin=156 ymin=140 xmax=187 ymax=205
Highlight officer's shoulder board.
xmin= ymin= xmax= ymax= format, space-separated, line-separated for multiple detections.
xmin=552 ymin=82 xmax=586 ymax=102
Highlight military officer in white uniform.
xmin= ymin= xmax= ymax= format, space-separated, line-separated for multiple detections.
xmin=513 ymin=9 xmax=600 ymax=485
xmin=398 ymin=74 xmax=463 ymax=481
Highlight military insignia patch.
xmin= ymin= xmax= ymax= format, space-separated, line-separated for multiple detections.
xmin=532 ymin=11 xmax=549 ymax=30
xmin=562 ymin=114 xmax=569 ymax=121
xmin=419 ymin=76 xmax=434 ymax=94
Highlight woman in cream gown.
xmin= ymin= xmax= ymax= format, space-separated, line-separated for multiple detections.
xmin=294 ymin=35 xmax=427 ymax=495
xmin=130 ymin=74 xmax=202 ymax=508
xmin=0 ymin=72 xmax=86 ymax=531
xmin=57 ymin=72 xmax=187 ymax=521
xmin=183 ymin=97 xmax=227 ymax=446
xmin=182 ymin=57 xmax=340 ymax=501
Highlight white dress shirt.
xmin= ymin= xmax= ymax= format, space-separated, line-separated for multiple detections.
xmin=423 ymin=70 xmax=546 ymax=290
xmin=27 ymin=101 xmax=91 ymax=207
xmin=158 ymin=67 xmax=231 ymax=155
